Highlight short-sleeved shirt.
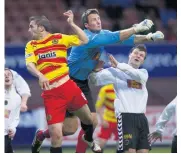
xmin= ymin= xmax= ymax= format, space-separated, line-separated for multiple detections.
xmin=25 ymin=33 xmax=80 ymax=84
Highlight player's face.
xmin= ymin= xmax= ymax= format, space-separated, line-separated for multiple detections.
xmin=5 ymin=70 xmax=13 ymax=86
xmin=28 ymin=20 xmax=41 ymax=40
xmin=128 ymin=49 xmax=146 ymax=68
xmin=85 ymin=14 xmax=102 ymax=32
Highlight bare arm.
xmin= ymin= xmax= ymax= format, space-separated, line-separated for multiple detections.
xmin=27 ymin=63 xmax=50 ymax=90
xmin=20 ymin=94 xmax=29 ymax=112
xmin=63 ymin=10 xmax=88 ymax=45
xmin=27 ymin=63 xmax=42 ymax=78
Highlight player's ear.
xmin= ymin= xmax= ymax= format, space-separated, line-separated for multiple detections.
xmin=84 ymin=23 xmax=89 ymax=29
xmin=38 ymin=25 xmax=44 ymax=32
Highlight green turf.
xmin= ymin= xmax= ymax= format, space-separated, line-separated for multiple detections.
xmin=14 ymin=147 xmax=171 ymax=153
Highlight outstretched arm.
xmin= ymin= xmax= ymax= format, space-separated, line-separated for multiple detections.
xmin=121 ymin=31 xmax=164 ymax=45
xmin=87 ymin=19 xmax=154 ymax=48
xmin=63 ymin=10 xmax=88 ymax=45
xmin=134 ymin=31 xmax=164 ymax=44
xmin=119 ymin=19 xmax=154 ymax=41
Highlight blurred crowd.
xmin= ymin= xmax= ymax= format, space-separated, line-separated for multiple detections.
xmin=5 ymin=0 xmax=177 ymax=44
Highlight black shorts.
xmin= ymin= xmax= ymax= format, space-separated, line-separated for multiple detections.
xmin=70 ymin=76 xmax=95 ymax=112
xmin=171 ymin=136 xmax=177 ymax=153
xmin=5 ymin=135 xmax=13 ymax=153
xmin=117 ymin=113 xmax=151 ymax=152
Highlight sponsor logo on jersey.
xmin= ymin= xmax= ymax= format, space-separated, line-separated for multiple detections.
xmin=38 ymin=51 xmax=56 ymax=59
xmin=127 ymin=80 xmax=142 ymax=89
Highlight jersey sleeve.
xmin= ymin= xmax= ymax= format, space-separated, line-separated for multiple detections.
xmin=62 ymin=34 xmax=81 ymax=48
xmin=96 ymin=86 xmax=106 ymax=109
xmin=11 ymin=70 xmax=31 ymax=96
xmin=156 ymin=97 xmax=177 ymax=134
xmin=120 ymin=35 xmax=135 ymax=45
xmin=117 ymin=63 xmax=148 ymax=84
xmin=89 ymin=67 xmax=117 ymax=86
xmin=86 ymin=30 xmax=120 ymax=48
xmin=25 ymin=41 xmax=36 ymax=65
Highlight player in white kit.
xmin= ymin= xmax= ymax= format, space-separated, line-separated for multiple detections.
xmin=4 ymin=68 xmax=31 ymax=152
xmin=89 ymin=44 xmax=150 ymax=153
xmin=148 ymin=97 xmax=177 ymax=153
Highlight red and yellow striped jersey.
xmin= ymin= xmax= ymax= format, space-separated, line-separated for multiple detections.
xmin=96 ymin=84 xmax=116 ymax=123
xmin=25 ymin=33 xmax=80 ymax=84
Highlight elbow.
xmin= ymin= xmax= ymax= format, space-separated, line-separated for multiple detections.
xmin=82 ymin=40 xmax=88 ymax=45
xmin=21 ymin=93 xmax=31 ymax=98
xmin=81 ymin=37 xmax=89 ymax=45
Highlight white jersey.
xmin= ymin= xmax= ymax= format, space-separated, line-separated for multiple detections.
xmin=89 ymin=63 xmax=148 ymax=117
xmin=11 ymin=69 xmax=31 ymax=97
xmin=156 ymin=97 xmax=177 ymax=136
xmin=5 ymin=86 xmax=21 ymax=136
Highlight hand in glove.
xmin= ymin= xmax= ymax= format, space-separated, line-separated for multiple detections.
xmin=133 ymin=19 xmax=154 ymax=33
xmin=146 ymin=31 xmax=164 ymax=41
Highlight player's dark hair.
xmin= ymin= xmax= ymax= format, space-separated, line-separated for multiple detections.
xmin=129 ymin=44 xmax=147 ymax=59
xmin=81 ymin=9 xmax=100 ymax=29
xmin=29 ymin=16 xmax=52 ymax=32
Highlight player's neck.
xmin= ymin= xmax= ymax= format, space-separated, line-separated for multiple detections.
xmin=88 ymin=29 xmax=101 ymax=34
xmin=128 ymin=62 xmax=139 ymax=69
xmin=5 ymin=85 xmax=12 ymax=91
xmin=39 ymin=32 xmax=51 ymax=40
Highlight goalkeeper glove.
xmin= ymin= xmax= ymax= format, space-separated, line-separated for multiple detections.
xmin=133 ymin=19 xmax=154 ymax=33
xmin=146 ymin=31 xmax=164 ymax=41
